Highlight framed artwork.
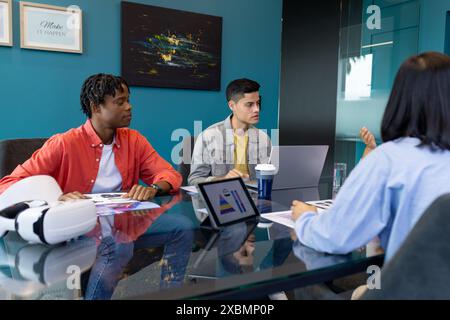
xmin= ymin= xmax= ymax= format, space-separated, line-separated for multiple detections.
xmin=0 ymin=0 xmax=12 ymax=46
xmin=20 ymin=1 xmax=83 ymax=53
xmin=121 ymin=1 xmax=222 ymax=91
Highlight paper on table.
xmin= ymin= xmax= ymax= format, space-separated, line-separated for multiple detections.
xmin=305 ymin=199 xmax=333 ymax=213
xmin=261 ymin=211 xmax=295 ymax=229
xmin=85 ymin=192 xmax=138 ymax=205
xmin=84 ymin=192 xmax=161 ymax=216
xmin=180 ymin=186 xmax=198 ymax=194
xmin=261 ymin=200 xmax=332 ymax=228
xmin=96 ymin=201 xmax=161 ymax=216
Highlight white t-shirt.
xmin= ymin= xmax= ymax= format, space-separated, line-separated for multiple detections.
xmin=91 ymin=142 xmax=122 ymax=194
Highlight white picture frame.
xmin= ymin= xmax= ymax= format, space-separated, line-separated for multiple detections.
xmin=0 ymin=0 xmax=13 ymax=46
xmin=20 ymin=1 xmax=83 ymax=53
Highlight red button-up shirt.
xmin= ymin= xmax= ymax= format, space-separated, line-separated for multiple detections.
xmin=0 ymin=120 xmax=182 ymax=195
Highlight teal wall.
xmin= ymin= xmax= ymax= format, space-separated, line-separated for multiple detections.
xmin=0 ymin=0 xmax=282 ymax=162
xmin=419 ymin=0 xmax=450 ymax=52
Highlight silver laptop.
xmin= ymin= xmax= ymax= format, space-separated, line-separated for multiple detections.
xmin=246 ymin=145 xmax=329 ymax=190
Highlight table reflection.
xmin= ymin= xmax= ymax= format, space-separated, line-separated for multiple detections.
xmin=84 ymin=193 xmax=195 ymax=300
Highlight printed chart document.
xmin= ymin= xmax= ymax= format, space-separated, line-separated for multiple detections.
xmin=261 ymin=211 xmax=295 ymax=229
xmin=180 ymin=186 xmax=198 ymax=194
xmin=305 ymin=200 xmax=334 ymax=213
xmin=85 ymin=192 xmax=136 ymax=205
xmin=85 ymin=192 xmax=160 ymax=216
xmin=261 ymin=200 xmax=334 ymax=228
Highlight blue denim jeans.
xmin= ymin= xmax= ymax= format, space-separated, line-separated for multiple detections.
xmin=85 ymin=213 xmax=194 ymax=300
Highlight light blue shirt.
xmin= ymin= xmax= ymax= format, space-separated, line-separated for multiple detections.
xmin=296 ymin=137 xmax=450 ymax=261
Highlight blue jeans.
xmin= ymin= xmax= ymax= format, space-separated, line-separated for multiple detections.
xmin=85 ymin=213 xmax=194 ymax=300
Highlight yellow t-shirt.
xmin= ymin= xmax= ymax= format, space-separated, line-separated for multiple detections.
xmin=233 ymin=131 xmax=249 ymax=175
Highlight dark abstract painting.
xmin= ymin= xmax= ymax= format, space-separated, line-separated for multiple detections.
xmin=121 ymin=2 xmax=222 ymax=91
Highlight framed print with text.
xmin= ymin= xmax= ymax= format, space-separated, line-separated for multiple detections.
xmin=0 ymin=0 xmax=13 ymax=46
xmin=20 ymin=1 xmax=82 ymax=53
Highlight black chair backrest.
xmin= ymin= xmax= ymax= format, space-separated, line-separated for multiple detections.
xmin=177 ymin=136 xmax=196 ymax=186
xmin=362 ymin=194 xmax=450 ymax=299
xmin=0 ymin=138 xmax=48 ymax=178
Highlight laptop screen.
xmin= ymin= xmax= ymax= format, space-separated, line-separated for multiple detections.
xmin=271 ymin=145 xmax=328 ymax=189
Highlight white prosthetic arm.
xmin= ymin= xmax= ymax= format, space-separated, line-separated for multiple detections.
xmin=0 ymin=175 xmax=63 ymax=211
xmin=0 ymin=175 xmax=98 ymax=244
xmin=14 ymin=200 xmax=98 ymax=245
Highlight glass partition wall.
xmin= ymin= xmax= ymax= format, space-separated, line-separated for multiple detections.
xmin=335 ymin=0 xmax=421 ymax=175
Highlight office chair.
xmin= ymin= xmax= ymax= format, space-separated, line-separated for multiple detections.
xmin=177 ymin=136 xmax=196 ymax=186
xmin=362 ymin=193 xmax=450 ymax=299
xmin=0 ymin=138 xmax=47 ymax=178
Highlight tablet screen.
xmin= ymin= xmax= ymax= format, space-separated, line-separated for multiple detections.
xmin=198 ymin=178 xmax=259 ymax=226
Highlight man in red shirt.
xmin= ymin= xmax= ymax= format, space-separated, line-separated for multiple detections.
xmin=0 ymin=74 xmax=182 ymax=201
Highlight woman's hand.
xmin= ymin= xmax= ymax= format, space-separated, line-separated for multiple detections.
xmin=291 ymin=200 xmax=317 ymax=221
xmin=360 ymin=127 xmax=377 ymax=158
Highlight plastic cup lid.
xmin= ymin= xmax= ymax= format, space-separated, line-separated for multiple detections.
xmin=255 ymin=164 xmax=277 ymax=173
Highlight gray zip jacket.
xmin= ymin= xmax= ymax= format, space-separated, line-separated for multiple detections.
xmin=188 ymin=115 xmax=272 ymax=185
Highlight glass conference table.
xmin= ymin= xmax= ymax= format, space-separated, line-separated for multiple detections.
xmin=0 ymin=188 xmax=384 ymax=300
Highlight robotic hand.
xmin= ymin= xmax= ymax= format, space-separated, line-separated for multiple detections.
xmin=0 ymin=176 xmax=97 ymax=245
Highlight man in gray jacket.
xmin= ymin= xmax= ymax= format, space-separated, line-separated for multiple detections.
xmin=188 ymin=79 xmax=272 ymax=185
